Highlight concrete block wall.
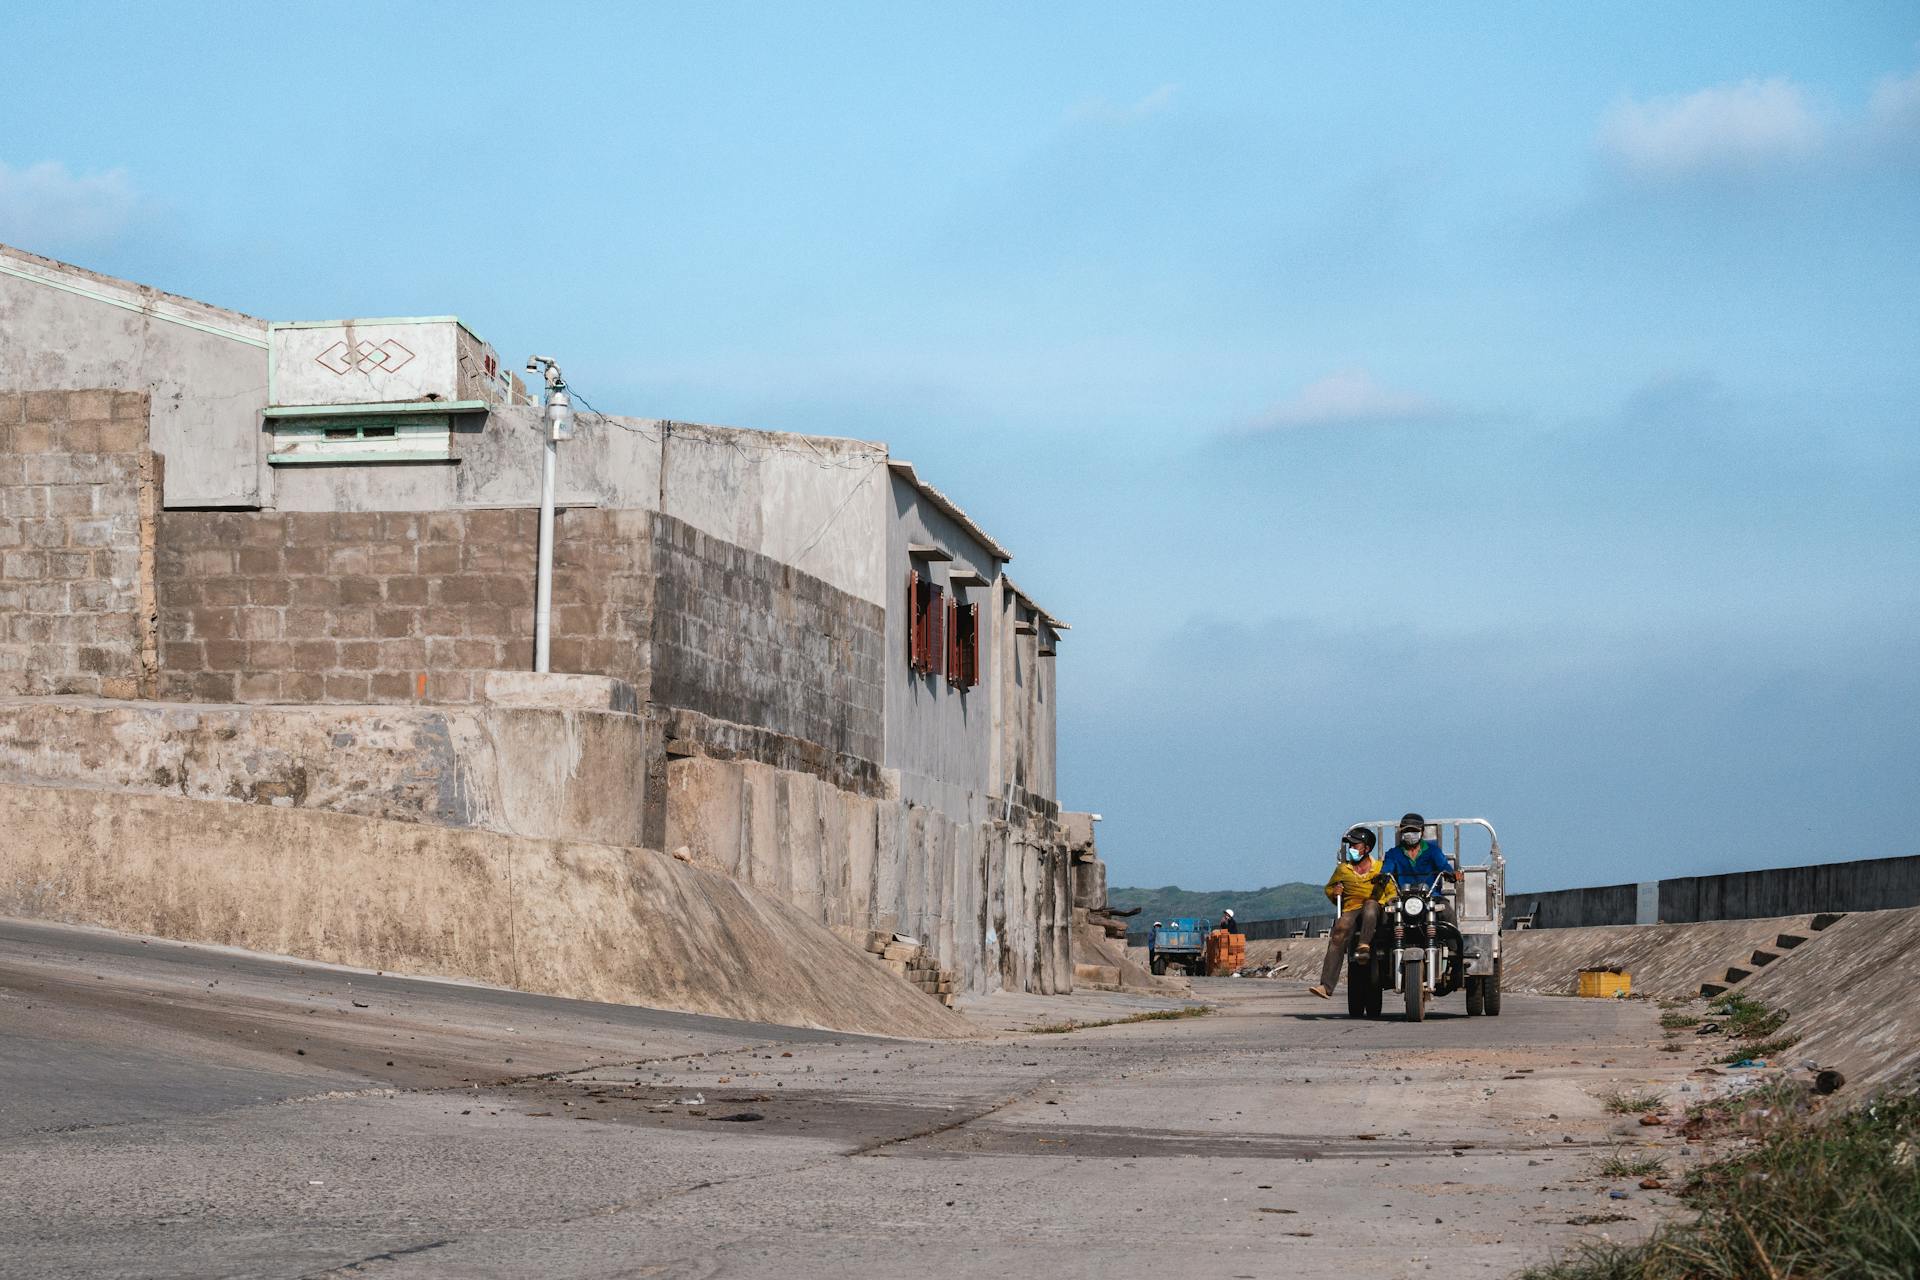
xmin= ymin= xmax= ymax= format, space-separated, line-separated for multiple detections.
xmin=649 ymin=513 xmax=884 ymax=765
xmin=153 ymin=507 xmax=653 ymax=704
xmin=0 ymin=390 xmax=153 ymax=697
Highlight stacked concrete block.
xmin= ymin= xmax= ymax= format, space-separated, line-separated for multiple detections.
xmin=837 ymin=927 xmax=959 ymax=1008
xmin=153 ymin=507 xmax=653 ymax=704
xmin=648 ymin=513 xmax=885 ymax=764
xmin=0 ymin=390 xmax=151 ymax=697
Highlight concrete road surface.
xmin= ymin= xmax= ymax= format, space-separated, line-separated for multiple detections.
xmin=1 ymin=918 xmax=1706 ymax=1279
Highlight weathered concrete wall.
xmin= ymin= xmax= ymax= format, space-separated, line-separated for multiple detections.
xmin=1658 ymin=855 xmax=1920 ymax=921
xmin=0 ymin=390 xmax=153 ymax=697
xmin=0 ymin=780 xmax=970 ymax=1038
xmin=0 ymin=245 xmax=267 ymax=507
xmin=154 ymin=506 xmax=653 ymax=705
xmin=884 ymin=470 xmax=1001 ymax=823
xmin=664 ymin=750 xmax=1073 ymax=995
xmin=0 ymin=695 xmax=655 ymax=848
xmin=1505 ymin=882 xmax=1642 ymax=929
xmin=266 ymin=405 xmax=663 ymax=515
xmin=660 ymin=421 xmax=887 ymax=607
xmin=994 ymin=583 xmax=1059 ymax=814
xmin=650 ymin=513 xmax=884 ymax=765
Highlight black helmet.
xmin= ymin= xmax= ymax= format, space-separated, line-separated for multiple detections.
xmin=1342 ymin=826 xmax=1376 ymax=851
xmin=1397 ymin=812 xmax=1426 ymax=833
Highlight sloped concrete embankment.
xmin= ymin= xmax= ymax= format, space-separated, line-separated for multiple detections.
xmin=1725 ymin=906 xmax=1920 ymax=1089
xmin=1500 ymin=916 xmax=1813 ymax=997
xmin=1495 ymin=910 xmax=1920 ymax=1089
xmin=0 ymin=780 xmax=970 ymax=1039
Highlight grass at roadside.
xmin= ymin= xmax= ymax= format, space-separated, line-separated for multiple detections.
xmin=1658 ymin=1012 xmax=1700 ymax=1030
xmin=1706 ymin=992 xmax=1789 ymax=1041
xmin=1028 ymin=1006 xmax=1211 ymax=1034
xmin=1521 ymin=1088 xmax=1920 ymax=1280
xmin=1595 ymin=1150 xmax=1668 ymax=1180
xmin=1715 ymin=1034 xmax=1802 ymax=1064
xmin=1600 ymin=1087 xmax=1668 ymax=1115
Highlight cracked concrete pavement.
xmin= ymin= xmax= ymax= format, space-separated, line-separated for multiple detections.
xmin=1 ymin=918 xmax=1711 ymax=1279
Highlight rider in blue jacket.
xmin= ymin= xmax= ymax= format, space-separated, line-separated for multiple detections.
xmin=1381 ymin=812 xmax=1458 ymax=925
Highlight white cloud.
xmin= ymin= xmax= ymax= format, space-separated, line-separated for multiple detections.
xmin=1248 ymin=369 xmax=1445 ymax=431
xmin=0 ymin=159 xmax=137 ymax=248
xmin=1598 ymin=78 xmax=1822 ymax=177
xmin=1066 ymin=83 xmax=1179 ymax=126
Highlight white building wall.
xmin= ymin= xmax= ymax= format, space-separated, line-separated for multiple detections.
xmin=0 ymin=244 xmax=267 ymax=507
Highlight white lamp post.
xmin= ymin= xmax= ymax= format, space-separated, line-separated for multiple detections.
xmin=525 ymin=356 xmax=573 ymax=673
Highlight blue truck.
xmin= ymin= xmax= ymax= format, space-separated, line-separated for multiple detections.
xmin=1147 ymin=918 xmax=1208 ymax=976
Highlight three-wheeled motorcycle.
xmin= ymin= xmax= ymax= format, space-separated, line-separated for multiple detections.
xmin=1340 ymin=817 xmax=1507 ymax=1021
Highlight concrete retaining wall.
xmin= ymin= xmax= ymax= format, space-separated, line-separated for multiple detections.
xmin=0 ymin=780 xmax=970 ymax=1039
xmin=665 ymin=750 xmax=1073 ymax=995
xmin=0 ymin=695 xmax=656 ymax=849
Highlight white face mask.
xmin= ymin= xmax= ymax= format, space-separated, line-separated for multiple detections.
xmin=1398 ymin=832 xmax=1421 ymax=849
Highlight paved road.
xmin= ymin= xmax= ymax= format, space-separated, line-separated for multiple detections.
xmin=0 ymin=919 xmax=1704 ymax=1279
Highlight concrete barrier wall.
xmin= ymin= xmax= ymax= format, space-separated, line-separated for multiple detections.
xmin=1217 ymin=853 xmax=1920 ymax=938
xmin=1657 ymin=855 xmax=1920 ymax=922
xmin=1505 ymin=881 xmax=1642 ymax=929
xmin=0 ymin=780 xmax=970 ymax=1039
xmin=1504 ymin=855 xmax=1920 ymax=929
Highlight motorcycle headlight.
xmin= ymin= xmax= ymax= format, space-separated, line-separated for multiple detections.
xmin=1404 ymin=897 xmax=1425 ymax=917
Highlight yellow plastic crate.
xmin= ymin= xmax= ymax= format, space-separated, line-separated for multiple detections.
xmin=1578 ymin=968 xmax=1631 ymax=998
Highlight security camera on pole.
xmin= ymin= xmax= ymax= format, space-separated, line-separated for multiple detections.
xmin=524 ymin=356 xmax=573 ymax=673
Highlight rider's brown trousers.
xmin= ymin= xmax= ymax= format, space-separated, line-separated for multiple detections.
xmin=1318 ymin=902 xmax=1382 ymax=991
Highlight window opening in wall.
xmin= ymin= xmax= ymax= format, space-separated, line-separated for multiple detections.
xmin=268 ymin=412 xmax=455 ymax=465
xmin=908 ymin=569 xmax=945 ymax=676
xmin=947 ymin=596 xmax=980 ymax=690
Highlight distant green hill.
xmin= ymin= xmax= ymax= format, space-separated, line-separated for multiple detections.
xmin=1109 ymin=882 xmax=1330 ymax=926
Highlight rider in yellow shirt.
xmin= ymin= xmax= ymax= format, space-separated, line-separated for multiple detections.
xmin=1308 ymin=827 xmax=1396 ymax=1000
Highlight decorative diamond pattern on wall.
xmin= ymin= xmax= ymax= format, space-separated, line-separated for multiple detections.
xmin=313 ymin=339 xmax=417 ymax=376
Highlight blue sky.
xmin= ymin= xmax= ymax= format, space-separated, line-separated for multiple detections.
xmin=4 ymin=3 xmax=1916 ymax=892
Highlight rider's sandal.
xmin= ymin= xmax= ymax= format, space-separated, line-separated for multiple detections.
xmin=1307 ymin=984 xmax=1331 ymax=1000
xmin=1355 ymin=945 xmax=1372 ymax=961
